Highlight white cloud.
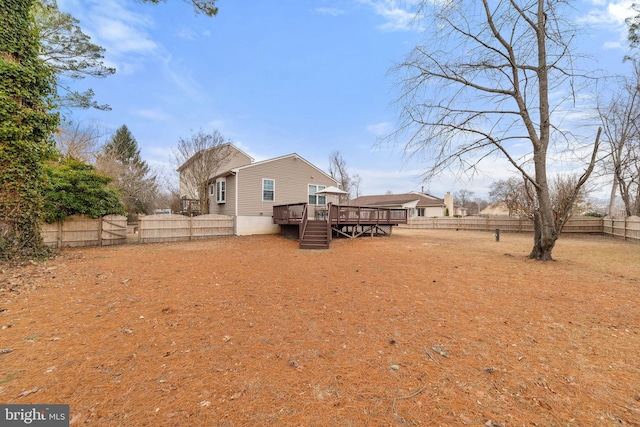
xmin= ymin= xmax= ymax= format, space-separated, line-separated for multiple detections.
xmin=93 ymin=17 xmax=157 ymax=54
xmin=580 ymin=1 xmax=635 ymax=49
xmin=314 ymin=7 xmax=346 ymax=16
xmin=133 ymin=108 xmax=171 ymax=121
xmin=177 ymin=28 xmax=197 ymax=40
xmin=160 ymin=55 xmax=205 ymax=101
xmin=354 ymin=167 xmax=423 ymax=195
xmin=603 ymin=40 xmax=624 ymax=49
xmin=204 ymin=119 xmax=227 ymax=131
xmin=83 ymin=0 xmax=157 ymax=55
xmin=176 ymin=28 xmax=212 ymax=40
xmin=581 ymin=1 xmax=633 ymax=25
xmin=57 ymin=0 xmax=159 ymax=73
xmin=358 ymin=0 xmax=424 ymax=32
xmin=366 ymin=121 xmax=393 ymax=137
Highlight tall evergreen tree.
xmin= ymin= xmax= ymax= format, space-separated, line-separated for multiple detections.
xmin=102 ymin=125 xmax=145 ymax=167
xmin=96 ymin=125 xmax=157 ymax=216
xmin=33 ymin=0 xmax=115 ymax=112
xmin=0 ymin=0 xmax=59 ymax=261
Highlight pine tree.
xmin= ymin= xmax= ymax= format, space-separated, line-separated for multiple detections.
xmin=96 ymin=125 xmax=157 ymax=217
xmin=34 ymin=0 xmax=115 ymax=111
xmin=102 ymin=125 xmax=145 ymax=167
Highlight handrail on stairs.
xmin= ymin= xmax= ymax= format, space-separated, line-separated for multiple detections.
xmin=299 ymin=203 xmax=308 ymax=242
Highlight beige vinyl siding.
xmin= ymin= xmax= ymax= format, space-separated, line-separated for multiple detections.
xmin=217 ymin=150 xmax=252 ymax=175
xmin=209 ymin=175 xmax=237 ymax=216
xmin=179 ymin=145 xmax=252 ymax=199
xmin=236 ymin=156 xmax=336 ymax=216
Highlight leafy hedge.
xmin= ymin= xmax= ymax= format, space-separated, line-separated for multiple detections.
xmin=43 ymin=158 xmax=127 ymax=223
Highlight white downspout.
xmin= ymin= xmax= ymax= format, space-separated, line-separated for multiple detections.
xmin=232 ymin=169 xmax=239 ymax=235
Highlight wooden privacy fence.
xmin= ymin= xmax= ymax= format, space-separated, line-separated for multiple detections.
xmin=42 ymin=213 xmax=234 ymax=248
xmin=401 ymin=215 xmax=640 ymax=240
xmin=138 ymin=214 xmax=234 ymax=243
xmin=42 ymin=215 xmax=127 ymax=248
xmin=603 ymin=216 xmax=640 ymax=242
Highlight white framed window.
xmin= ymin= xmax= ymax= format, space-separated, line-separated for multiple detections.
xmin=216 ymin=178 xmax=226 ymax=203
xmin=209 ymin=184 xmax=215 ymax=196
xmin=262 ymin=178 xmax=275 ymax=202
xmin=308 ymin=184 xmax=326 ymax=205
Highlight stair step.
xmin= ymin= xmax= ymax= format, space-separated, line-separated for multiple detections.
xmin=300 ymin=220 xmax=329 ymax=249
xmin=300 ymin=243 xmax=329 ymax=249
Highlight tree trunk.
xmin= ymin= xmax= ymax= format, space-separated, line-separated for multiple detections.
xmin=608 ymin=175 xmax=618 ymax=217
xmin=199 ymin=182 xmax=209 ymax=215
xmin=528 ymin=210 xmax=556 ymax=261
xmin=527 ymin=0 xmax=558 ymax=262
xmin=527 ymin=144 xmax=558 ymax=261
xmin=529 ymin=211 xmax=543 ymax=259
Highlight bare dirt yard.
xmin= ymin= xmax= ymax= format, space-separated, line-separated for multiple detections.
xmin=1 ymin=229 xmax=639 ymax=426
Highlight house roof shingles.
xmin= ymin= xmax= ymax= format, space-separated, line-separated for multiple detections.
xmin=349 ymin=192 xmax=444 ymax=207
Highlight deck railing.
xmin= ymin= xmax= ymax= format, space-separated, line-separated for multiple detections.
xmin=328 ymin=204 xmax=408 ymax=225
xmin=274 ymin=203 xmax=409 ymax=226
xmin=273 ymin=203 xmax=306 ymax=224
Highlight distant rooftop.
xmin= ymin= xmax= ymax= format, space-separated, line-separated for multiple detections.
xmin=349 ymin=191 xmax=444 ymax=207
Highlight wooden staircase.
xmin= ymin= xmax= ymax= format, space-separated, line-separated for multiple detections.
xmin=300 ymin=220 xmax=329 ymax=249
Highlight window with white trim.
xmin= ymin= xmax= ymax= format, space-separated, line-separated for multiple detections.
xmin=308 ymin=184 xmax=326 ymax=205
xmin=216 ymin=178 xmax=226 ymax=203
xmin=262 ymin=179 xmax=275 ymax=202
xmin=209 ymin=184 xmax=215 ymax=196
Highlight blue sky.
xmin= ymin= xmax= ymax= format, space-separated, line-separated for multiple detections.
xmin=57 ymin=0 xmax=637 ymax=200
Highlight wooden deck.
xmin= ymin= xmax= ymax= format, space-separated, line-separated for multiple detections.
xmin=273 ymin=203 xmax=408 ymax=248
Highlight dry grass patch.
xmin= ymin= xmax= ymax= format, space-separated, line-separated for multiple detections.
xmin=1 ymin=229 xmax=639 ymax=426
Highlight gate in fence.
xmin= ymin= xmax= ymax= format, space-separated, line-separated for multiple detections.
xmin=41 ymin=215 xmax=127 ymax=248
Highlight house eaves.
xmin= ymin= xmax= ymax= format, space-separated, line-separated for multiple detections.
xmin=230 ymin=153 xmax=338 ymax=184
xmin=176 ymin=142 xmax=254 ymax=172
xmin=206 ymin=169 xmax=237 ymax=185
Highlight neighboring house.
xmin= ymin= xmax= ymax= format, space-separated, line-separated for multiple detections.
xmin=350 ymin=191 xmax=468 ymax=217
xmin=479 ymin=201 xmax=515 ymax=217
xmin=179 ymin=144 xmax=339 ymax=235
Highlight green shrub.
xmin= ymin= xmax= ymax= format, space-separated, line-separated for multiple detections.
xmin=43 ymin=158 xmax=127 ymax=223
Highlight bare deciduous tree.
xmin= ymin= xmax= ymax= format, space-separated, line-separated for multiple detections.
xmin=490 ymin=177 xmax=535 ymax=218
xmin=351 ymin=173 xmax=362 ymax=199
xmin=455 ymin=189 xmax=487 ymax=215
xmin=174 ymin=129 xmax=233 ymax=214
xmin=54 ymin=120 xmax=105 ymax=162
xmin=390 ymin=0 xmax=601 ymax=260
xmin=598 ymin=60 xmax=640 ymax=217
xmin=454 ymin=189 xmax=474 ymax=209
xmin=95 ymin=125 xmax=158 ymax=217
xmin=328 ymin=151 xmax=354 ymax=203
xmin=490 ymin=175 xmax=589 ymax=222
